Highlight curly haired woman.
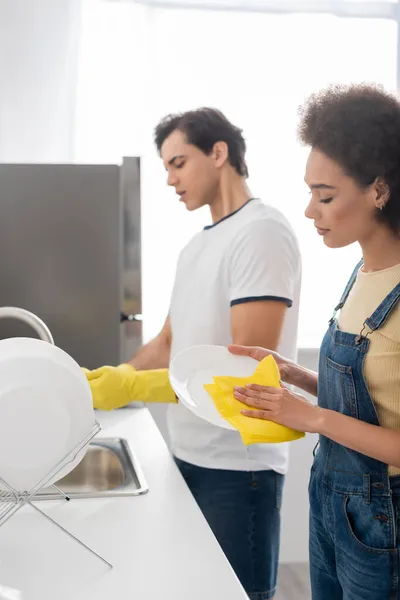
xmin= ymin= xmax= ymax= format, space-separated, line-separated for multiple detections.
xmin=232 ymin=83 xmax=400 ymax=600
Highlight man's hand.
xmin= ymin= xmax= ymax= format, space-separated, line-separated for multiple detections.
xmin=84 ymin=364 xmax=177 ymax=410
xmin=85 ymin=364 xmax=136 ymax=410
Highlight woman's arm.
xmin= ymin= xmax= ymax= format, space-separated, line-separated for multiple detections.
xmin=235 ymin=384 xmax=400 ymax=468
xmin=319 ymin=409 xmax=400 ymax=468
xmin=287 ymin=362 xmax=318 ymax=398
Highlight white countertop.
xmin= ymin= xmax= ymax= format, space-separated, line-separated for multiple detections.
xmin=0 ymin=408 xmax=248 ymax=600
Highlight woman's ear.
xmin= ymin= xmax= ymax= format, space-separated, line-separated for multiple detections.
xmin=372 ymin=177 xmax=390 ymax=210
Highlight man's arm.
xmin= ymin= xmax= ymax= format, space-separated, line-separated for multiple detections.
xmin=231 ymin=300 xmax=287 ymax=350
xmin=228 ymin=214 xmax=300 ymax=357
xmin=128 ymin=315 xmax=172 ymax=370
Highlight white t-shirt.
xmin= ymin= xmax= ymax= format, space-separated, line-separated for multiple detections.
xmin=168 ymin=198 xmax=302 ymax=474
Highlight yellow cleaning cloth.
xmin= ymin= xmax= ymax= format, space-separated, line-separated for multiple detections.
xmin=204 ymin=355 xmax=305 ymax=445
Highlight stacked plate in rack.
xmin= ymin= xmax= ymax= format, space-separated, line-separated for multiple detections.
xmin=0 ymin=337 xmax=95 ymax=492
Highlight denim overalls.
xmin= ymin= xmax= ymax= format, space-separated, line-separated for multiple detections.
xmin=309 ymin=260 xmax=400 ymax=599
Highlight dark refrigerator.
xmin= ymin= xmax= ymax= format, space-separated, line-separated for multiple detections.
xmin=0 ymin=157 xmax=142 ymax=368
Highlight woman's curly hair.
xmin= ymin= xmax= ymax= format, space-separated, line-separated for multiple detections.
xmin=298 ymin=83 xmax=400 ymax=236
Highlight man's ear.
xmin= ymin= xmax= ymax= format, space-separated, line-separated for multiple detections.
xmin=212 ymin=141 xmax=229 ymax=168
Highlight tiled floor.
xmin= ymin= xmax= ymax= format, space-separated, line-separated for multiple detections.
xmin=275 ymin=563 xmax=311 ymax=600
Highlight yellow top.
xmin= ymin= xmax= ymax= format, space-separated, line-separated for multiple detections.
xmin=338 ymin=263 xmax=400 ymax=476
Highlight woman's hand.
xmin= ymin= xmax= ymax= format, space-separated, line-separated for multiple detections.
xmin=228 ymin=344 xmax=319 ymax=398
xmin=233 ymin=383 xmax=324 ymax=434
xmin=228 ymin=344 xmax=293 ymax=384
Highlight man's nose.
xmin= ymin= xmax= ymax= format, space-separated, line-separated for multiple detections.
xmin=167 ymin=171 xmax=179 ymax=187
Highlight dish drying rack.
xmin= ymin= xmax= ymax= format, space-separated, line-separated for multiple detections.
xmin=0 ymin=420 xmax=112 ymax=569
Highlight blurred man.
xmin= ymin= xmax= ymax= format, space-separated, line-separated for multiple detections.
xmin=87 ymin=108 xmax=302 ymax=600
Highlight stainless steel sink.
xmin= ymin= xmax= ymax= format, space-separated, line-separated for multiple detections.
xmin=35 ymin=438 xmax=148 ymax=500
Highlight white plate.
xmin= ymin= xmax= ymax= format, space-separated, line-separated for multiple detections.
xmin=0 ymin=336 xmax=83 ymax=374
xmin=0 ymin=338 xmax=95 ymax=492
xmin=169 ymin=345 xmax=259 ymax=430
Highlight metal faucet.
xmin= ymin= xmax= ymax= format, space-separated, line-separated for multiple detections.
xmin=0 ymin=306 xmax=54 ymax=345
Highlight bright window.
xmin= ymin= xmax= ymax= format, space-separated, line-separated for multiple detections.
xmin=75 ymin=1 xmax=398 ymax=347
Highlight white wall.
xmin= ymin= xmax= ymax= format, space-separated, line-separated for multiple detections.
xmin=0 ymin=0 xmax=81 ymax=162
xmin=280 ymin=348 xmax=318 ymax=563
xmin=149 ymin=347 xmax=319 ymax=563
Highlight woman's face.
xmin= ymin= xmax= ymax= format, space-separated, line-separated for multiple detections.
xmin=304 ymin=148 xmax=383 ymax=249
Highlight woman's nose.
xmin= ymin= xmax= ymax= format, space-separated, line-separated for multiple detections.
xmin=305 ymin=197 xmax=317 ymax=220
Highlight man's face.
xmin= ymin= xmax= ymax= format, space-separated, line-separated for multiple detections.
xmin=160 ymin=130 xmax=220 ymax=211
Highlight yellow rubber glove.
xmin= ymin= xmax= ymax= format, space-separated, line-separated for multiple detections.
xmin=83 ymin=364 xmax=177 ymax=410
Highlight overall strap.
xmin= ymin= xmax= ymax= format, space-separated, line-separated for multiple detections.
xmin=329 ymin=259 xmax=363 ymax=324
xmin=365 ymin=281 xmax=400 ymax=331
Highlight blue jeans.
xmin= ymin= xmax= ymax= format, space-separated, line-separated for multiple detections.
xmin=309 ymin=462 xmax=400 ymax=600
xmin=174 ymin=457 xmax=284 ymax=600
